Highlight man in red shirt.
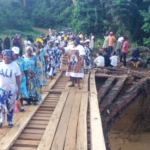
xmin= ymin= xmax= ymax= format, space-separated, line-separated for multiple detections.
xmin=120 ymin=37 xmax=129 ymax=67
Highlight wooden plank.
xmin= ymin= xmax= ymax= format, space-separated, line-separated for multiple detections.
xmin=90 ymin=73 xmax=106 ymax=150
xmin=76 ymin=73 xmax=89 ymax=150
xmin=98 ymin=78 xmax=115 ymax=103
xmin=82 ymin=74 xmax=89 ymax=91
xmin=26 ymin=124 xmax=47 ymax=129
xmin=0 ymin=105 xmax=31 ymax=140
xmin=38 ymin=108 xmax=55 ymax=111
xmin=19 ymin=133 xmax=42 ymax=140
xmin=36 ymin=110 xmax=53 ymax=114
xmin=37 ymin=91 xmax=70 ymax=149
xmin=10 ymin=147 xmax=36 ymax=150
xmin=90 ymin=73 xmax=97 ymax=94
xmin=29 ymin=120 xmax=48 ymax=125
xmin=51 ymin=89 xmax=76 ymax=150
xmin=34 ymin=113 xmax=51 ymax=117
xmin=41 ymin=104 xmax=56 ymax=107
xmin=100 ymin=78 xmax=127 ymax=113
xmin=13 ymin=140 xmax=39 ymax=147
xmin=64 ymin=92 xmax=82 ymax=150
xmin=95 ymin=73 xmax=128 ymax=78
xmin=37 ymin=86 xmax=73 ymax=150
xmin=22 ymin=129 xmax=44 ymax=134
xmin=90 ymin=94 xmax=106 ymax=150
xmin=76 ymin=93 xmax=88 ymax=150
xmin=31 ymin=116 xmax=50 ymax=121
xmin=0 ymin=72 xmax=63 ymax=150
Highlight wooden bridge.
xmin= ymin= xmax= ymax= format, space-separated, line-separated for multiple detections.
xmin=0 ymin=71 xmax=106 ymax=150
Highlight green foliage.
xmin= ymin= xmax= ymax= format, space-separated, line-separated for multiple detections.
xmin=0 ymin=0 xmax=32 ymax=31
xmin=1 ymin=0 xmax=150 ymax=47
xmin=141 ymin=6 xmax=150 ymax=46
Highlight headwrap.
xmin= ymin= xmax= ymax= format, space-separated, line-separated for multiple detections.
xmin=25 ymin=46 xmax=33 ymax=53
xmin=75 ymin=37 xmax=80 ymax=44
xmin=35 ymin=37 xmax=44 ymax=44
xmin=2 ymin=49 xmax=13 ymax=56
xmin=25 ymin=46 xmax=36 ymax=56
xmin=2 ymin=49 xmax=14 ymax=60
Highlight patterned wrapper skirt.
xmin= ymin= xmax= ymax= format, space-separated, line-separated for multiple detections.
xmin=66 ymin=50 xmax=84 ymax=78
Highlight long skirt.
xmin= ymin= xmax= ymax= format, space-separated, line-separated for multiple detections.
xmin=28 ymin=77 xmax=42 ymax=101
xmin=66 ymin=50 xmax=84 ymax=78
xmin=0 ymin=88 xmax=17 ymax=123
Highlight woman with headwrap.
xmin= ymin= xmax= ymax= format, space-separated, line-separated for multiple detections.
xmin=23 ymin=46 xmax=42 ymax=105
xmin=0 ymin=50 xmax=21 ymax=127
xmin=35 ymin=42 xmax=48 ymax=86
xmin=12 ymin=47 xmax=28 ymax=112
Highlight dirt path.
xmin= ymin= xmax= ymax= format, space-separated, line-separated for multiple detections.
xmin=33 ymin=27 xmax=49 ymax=35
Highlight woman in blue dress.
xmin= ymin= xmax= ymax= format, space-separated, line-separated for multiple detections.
xmin=24 ymin=46 xmax=42 ymax=104
xmin=36 ymin=42 xmax=48 ymax=86
xmin=12 ymin=47 xmax=28 ymax=111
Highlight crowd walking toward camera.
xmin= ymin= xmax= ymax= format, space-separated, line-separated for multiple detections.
xmin=0 ymin=31 xmax=94 ymax=127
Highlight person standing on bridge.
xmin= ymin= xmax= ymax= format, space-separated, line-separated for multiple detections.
xmin=3 ymin=34 xmax=11 ymax=50
xmin=66 ymin=38 xmax=85 ymax=89
xmin=0 ymin=50 xmax=21 ymax=127
xmin=120 ymin=37 xmax=129 ymax=68
xmin=58 ymin=37 xmax=85 ymax=89
xmin=35 ymin=42 xmax=48 ymax=86
xmin=12 ymin=47 xmax=28 ymax=112
xmin=108 ymin=32 xmax=116 ymax=55
xmin=84 ymin=39 xmax=91 ymax=74
xmin=24 ymin=46 xmax=42 ymax=105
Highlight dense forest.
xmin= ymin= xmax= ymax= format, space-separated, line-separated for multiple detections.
xmin=0 ymin=0 xmax=150 ymax=46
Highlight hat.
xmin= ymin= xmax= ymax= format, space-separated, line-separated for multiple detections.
xmin=12 ymin=47 xmax=20 ymax=54
xmin=80 ymin=40 xmax=84 ymax=44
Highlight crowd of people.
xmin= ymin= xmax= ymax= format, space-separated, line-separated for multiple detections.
xmin=1 ymin=30 xmax=147 ymax=128
xmin=93 ymin=32 xmax=129 ymax=68
xmin=0 ymin=31 xmax=94 ymax=127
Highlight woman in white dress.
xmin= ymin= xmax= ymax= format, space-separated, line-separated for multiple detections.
xmin=66 ymin=38 xmax=85 ymax=89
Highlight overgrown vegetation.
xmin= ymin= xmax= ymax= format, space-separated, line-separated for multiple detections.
xmin=1 ymin=0 xmax=150 ymax=46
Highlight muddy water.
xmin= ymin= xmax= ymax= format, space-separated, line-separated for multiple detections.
xmin=109 ymin=94 xmax=150 ymax=150
xmin=109 ymin=132 xmax=150 ymax=150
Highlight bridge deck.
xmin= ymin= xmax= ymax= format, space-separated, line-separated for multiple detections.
xmin=0 ymin=71 xmax=106 ymax=150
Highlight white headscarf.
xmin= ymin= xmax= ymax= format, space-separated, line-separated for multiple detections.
xmin=25 ymin=46 xmax=36 ymax=55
